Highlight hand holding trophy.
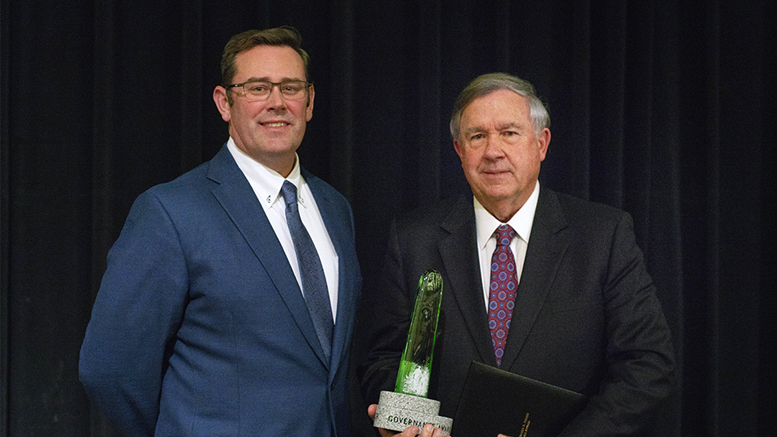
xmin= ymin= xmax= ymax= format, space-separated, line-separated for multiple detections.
xmin=372 ymin=270 xmax=453 ymax=436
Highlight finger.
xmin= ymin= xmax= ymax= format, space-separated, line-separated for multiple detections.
xmin=367 ymin=404 xmax=379 ymax=420
xmin=387 ymin=425 xmax=419 ymax=437
xmin=418 ymin=424 xmax=435 ymax=437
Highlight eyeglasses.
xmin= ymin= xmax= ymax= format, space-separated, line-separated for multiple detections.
xmin=226 ymin=80 xmax=311 ymax=101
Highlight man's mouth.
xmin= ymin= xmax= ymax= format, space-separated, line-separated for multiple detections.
xmin=261 ymin=122 xmax=289 ymax=127
xmin=484 ymin=169 xmax=508 ymax=175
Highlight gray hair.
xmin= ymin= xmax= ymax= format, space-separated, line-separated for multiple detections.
xmin=449 ymin=73 xmax=550 ymax=140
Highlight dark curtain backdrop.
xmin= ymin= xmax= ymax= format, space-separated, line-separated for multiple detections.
xmin=1 ymin=0 xmax=774 ymax=436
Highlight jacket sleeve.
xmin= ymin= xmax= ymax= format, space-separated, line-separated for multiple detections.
xmin=79 ymin=189 xmax=189 ymax=436
xmin=560 ymin=211 xmax=676 ymax=436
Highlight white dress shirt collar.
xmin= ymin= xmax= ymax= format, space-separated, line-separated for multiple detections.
xmin=475 ymin=181 xmax=540 ymax=249
xmin=226 ymin=137 xmax=307 ymax=209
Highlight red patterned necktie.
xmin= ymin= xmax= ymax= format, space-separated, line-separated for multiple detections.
xmin=488 ymin=224 xmax=517 ymax=367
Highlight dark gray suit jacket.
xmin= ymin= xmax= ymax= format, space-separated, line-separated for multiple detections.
xmin=359 ymin=187 xmax=674 ymax=436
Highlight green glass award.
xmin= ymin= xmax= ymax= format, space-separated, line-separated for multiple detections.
xmin=373 ymin=270 xmax=453 ymax=435
xmin=395 ymin=270 xmax=443 ymax=397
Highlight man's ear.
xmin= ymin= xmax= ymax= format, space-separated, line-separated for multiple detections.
xmin=305 ymin=84 xmax=315 ymax=122
xmin=213 ymin=86 xmax=232 ymax=122
xmin=453 ymin=139 xmax=464 ymax=159
xmin=537 ymin=128 xmax=551 ymax=161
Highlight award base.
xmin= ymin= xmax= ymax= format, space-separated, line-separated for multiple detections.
xmin=373 ymin=391 xmax=453 ymax=436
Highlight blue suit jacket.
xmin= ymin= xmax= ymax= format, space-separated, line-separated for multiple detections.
xmin=80 ymin=145 xmax=362 ymax=436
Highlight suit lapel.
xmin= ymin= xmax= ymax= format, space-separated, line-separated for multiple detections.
xmin=206 ymin=146 xmax=330 ymax=367
xmin=500 ymin=188 xmax=570 ymax=369
xmin=438 ymin=198 xmax=498 ymax=366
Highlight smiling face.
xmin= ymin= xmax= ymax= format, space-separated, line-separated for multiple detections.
xmin=453 ymin=89 xmax=550 ymax=222
xmin=213 ymin=44 xmax=314 ymax=177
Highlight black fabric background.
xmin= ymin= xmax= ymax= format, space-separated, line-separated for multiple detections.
xmin=0 ymin=0 xmax=774 ymax=435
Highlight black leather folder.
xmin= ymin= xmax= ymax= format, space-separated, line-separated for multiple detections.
xmin=452 ymin=361 xmax=587 ymax=436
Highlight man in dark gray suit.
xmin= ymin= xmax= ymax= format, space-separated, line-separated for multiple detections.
xmin=360 ymin=73 xmax=674 ymax=436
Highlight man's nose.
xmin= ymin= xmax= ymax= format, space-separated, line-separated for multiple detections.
xmin=483 ymin=135 xmax=504 ymax=158
xmin=264 ymin=85 xmax=287 ymax=109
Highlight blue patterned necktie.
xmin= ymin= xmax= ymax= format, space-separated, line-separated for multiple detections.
xmin=488 ymin=224 xmax=517 ymax=367
xmin=281 ymin=181 xmax=333 ymax=361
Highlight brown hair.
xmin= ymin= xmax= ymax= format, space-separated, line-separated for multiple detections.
xmin=220 ymin=26 xmax=311 ymax=90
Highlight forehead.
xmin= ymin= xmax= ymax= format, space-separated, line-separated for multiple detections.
xmin=233 ymin=45 xmax=306 ymax=80
xmin=461 ymin=89 xmax=531 ymax=129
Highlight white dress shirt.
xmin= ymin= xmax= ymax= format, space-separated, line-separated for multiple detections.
xmin=227 ymin=138 xmax=339 ymax=320
xmin=474 ymin=182 xmax=540 ymax=310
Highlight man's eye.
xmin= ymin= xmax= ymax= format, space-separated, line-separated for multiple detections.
xmin=248 ymin=84 xmax=268 ymax=92
xmin=471 ymin=134 xmax=484 ymax=140
xmin=283 ymin=83 xmax=305 ymax=93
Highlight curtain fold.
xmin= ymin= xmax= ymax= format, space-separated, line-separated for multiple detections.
xmin=1 ymin=0 xmax=773 ymax=435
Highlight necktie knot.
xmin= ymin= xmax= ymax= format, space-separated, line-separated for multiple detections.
xmin=495 ymin=224 xmax=516 ymax=247
xmin=281 ymin=180 xmax=298 ymax=210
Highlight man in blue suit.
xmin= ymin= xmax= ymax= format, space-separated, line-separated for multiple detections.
xmin=79 ymin=27 xmax=362 ymax=436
